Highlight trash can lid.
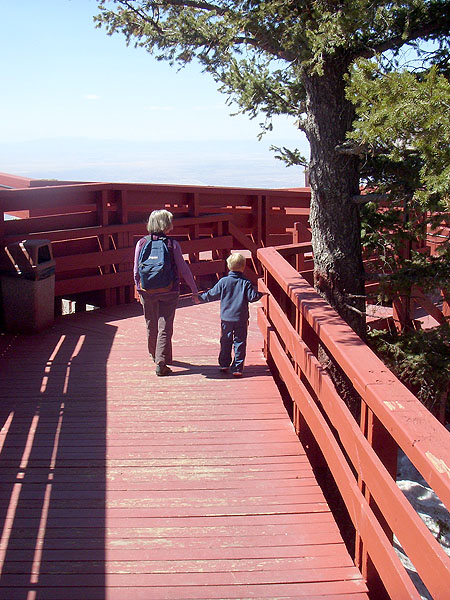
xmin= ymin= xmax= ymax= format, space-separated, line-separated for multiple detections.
xmin=4 ymin=239 xmax=54 ymax=275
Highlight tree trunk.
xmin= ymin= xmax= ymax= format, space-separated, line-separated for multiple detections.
xmin=303 ymin=55 xmax=366 ymax=338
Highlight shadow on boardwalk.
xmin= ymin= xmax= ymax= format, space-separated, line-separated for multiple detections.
xmin=0 ymin=306 xmax=122 ymax=598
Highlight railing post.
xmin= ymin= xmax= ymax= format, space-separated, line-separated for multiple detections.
xmin=442 ymin=287 xmax=450 ymax=320
xmin=218 ymin=217 xmax=231 ymax=263
xmin=295 ymin=298 xmax=322 ymax=461
xmin=254 ymin=195 xmax=263 ymax=248
xmin=392 ymin=294 xmax=413 ymax=332
xmin=188 ymin=191 xmax=200 ymax=219
xmin=393 ymin=240 xmax=414 ymax=331
xmin=188 ymin=193 xmax=200 ymax=266
xmin=262 ymin=195 xmax=269 ymax=247
xmin=97 ymin=189 xmax=113 ymax=306
xmin=293 ymin=222 xmax=311 ymax=272
xmin=357 ymin=402 xmax=397 ymax=599
xmin=212 ymin=219 xmax=222 ymax=261
xmin=293 ymin=221 xmax=311 ymax=244
xmin=116 ymin=188 xmax=132 ymax=304
xmin=261 ymin=265 xmax=269 ymax=361
xmin=439 ymin=384 xmax=449 ymax=425
xmin=0 ymin=200 xmax=5 ymax=248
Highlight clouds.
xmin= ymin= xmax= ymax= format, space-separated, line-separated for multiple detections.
xmin=83 ymin=94 xmax=101 ymax=101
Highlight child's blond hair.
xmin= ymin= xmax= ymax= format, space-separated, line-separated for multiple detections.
xmin=227 ymin=252 xmax=246 ymax=272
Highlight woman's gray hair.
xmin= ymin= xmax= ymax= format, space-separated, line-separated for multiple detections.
xmin=146 ymin=210 xmax=173 ymax=234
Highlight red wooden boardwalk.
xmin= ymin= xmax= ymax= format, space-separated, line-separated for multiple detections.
xmin=0 ymin=299 xmax=368 ymax=599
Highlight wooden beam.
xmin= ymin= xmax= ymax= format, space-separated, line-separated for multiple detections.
xmin=55 ymin=248 xmax=134 ymax=272
xmin=55 ymin=271 xmax=134 ymax=296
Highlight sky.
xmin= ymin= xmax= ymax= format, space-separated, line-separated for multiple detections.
xmin=0 ymin=0 xmax=310 ymax=188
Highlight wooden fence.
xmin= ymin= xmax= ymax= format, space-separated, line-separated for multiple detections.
xmin=0 ymin=181 xmax=310 ymax=311
xmin=257 ymin=241 xmax=450 ymax=599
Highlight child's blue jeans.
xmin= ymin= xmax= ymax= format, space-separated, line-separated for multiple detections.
xmin=219 ymin=320 xmax=248 ymax=373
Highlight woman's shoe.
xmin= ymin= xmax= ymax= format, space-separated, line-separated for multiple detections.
xmin=156 ymin=364 xmax=172 ymax=377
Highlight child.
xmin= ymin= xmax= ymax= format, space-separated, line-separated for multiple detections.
xmin=199 ymin=253 xmax=263 ymax=377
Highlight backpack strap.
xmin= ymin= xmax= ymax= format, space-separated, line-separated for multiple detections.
xmin=138 ymin=235 xmax=153 ymax=262
xmin=165 ymin=236 xmax=179 ymax=284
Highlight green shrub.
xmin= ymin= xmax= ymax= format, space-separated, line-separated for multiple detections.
xmin=367 ymin=324 xmax=450 ymax=418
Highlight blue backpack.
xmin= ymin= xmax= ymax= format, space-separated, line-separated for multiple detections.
xmin=138 ymin=235 xmax=176 ymax=293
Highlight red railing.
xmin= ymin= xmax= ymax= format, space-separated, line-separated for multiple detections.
xmin=257 ymin=241 xmax=450 ymax=599
xmin=0 ymin=181 xmax=310 ymax=309
xmin=2 ymin=180 xmax=445 ymax=317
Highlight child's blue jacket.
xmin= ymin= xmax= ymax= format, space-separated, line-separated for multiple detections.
xmin=199 ymin=271 xmax=262 ymax=323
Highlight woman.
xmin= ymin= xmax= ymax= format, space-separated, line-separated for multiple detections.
xmin=134 ymin=209 xmax=200 ymax=376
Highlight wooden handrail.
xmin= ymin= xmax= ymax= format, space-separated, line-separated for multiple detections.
xmin=0 ymin=182 xmax=311 ymax=310
xmin=257 ymin=244 xmax=450 ymax=599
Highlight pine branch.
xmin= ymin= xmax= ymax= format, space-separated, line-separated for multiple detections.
xmin=357 ymin=12 xmax=450 ymax=59
xmin=118 ymin=0 xmax=228 ymax=15
xmin=352 ymin=193 xmax=390 ymax=204
xmin=234 ymin=35 xmax=295 ymax=61
xmin=345 ymin=294 xmax=368 ymax=299
xmin=344 ymin=304 xmax=367 ymax=316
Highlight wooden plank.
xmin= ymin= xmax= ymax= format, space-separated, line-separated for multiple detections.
xmin=0 ymin=182 xmax=108 ymax=211
xmin=0 ymin=454 xmax=310 ymax=467
xmin=0 ymin=566 xmax=365 ymax=586
xmin=4 ymin=222 xmax=145 ymax=244
xmin=268 ymin=193 xmax=311 ymax=209
xmin=2 ymin=542 xmax=348 ymax=562
xmin=188 ymin=259 xmax=226 ymax=277
xmin=266 ymin=212 xmax=310 ymax=228
xmin=3 ymin=213 xmax=229 ymax=245
xmin=412 ymin=285 xmax=447 ymax=324
xmin=4 ymin=211 xmax=97 ymax=235
xmin=228 ymin=221 xmax=259 ymax=253
xmin=0 ymin=589 xmax=369 ymax=600
xmin=3 ymin=555 xmax=355 ymax=574
xmin=55 ymin=247 xmax=134 ymax=271
xmin=55 ymin=270 xmax=134 ymax=295
xmin=180 ymin=235 xmax=232 ymax=255
xmin=2 ymin=552 xmax=355 ymax=574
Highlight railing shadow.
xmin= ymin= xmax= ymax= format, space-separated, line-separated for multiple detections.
xmin=0 ymin=311 xmax=119 ymax=599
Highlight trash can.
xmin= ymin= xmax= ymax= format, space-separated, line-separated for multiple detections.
xmin=1 ymin=239 xmax=55 ymax=333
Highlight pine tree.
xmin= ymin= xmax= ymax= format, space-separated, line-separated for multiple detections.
xmin=345 ymin=62 xmax=450 ymax=417
xmin=95 ymin=0 xmax=450 ymax=336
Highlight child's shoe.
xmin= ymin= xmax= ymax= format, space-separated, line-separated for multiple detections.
xmin=233 ymin=371 xmax=243 ymax=378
